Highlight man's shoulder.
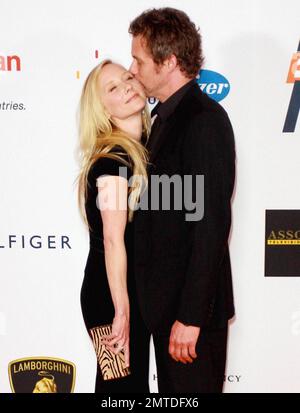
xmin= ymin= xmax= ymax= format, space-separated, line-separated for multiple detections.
xmin=190 ymin=85 xmax=229 ymax=117
xmin=173 ymin=84 xmax=229 ymax=122
xmin=173 ymin=87 xmax=231 ymax=136
xmin=172 ymin=86 xmax=235 ymax=156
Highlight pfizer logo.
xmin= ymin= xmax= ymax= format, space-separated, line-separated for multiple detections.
xmin=196 ymin=70 xmax=230 ymax=102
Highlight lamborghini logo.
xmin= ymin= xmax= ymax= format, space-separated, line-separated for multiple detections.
xmin=8 ymin=357 xmax=76 ymax=393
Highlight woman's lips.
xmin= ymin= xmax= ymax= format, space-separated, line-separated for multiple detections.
xmin=126 ymin=93 xmax=139 ymax=103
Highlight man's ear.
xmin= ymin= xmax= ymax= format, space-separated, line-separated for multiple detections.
xmin=164 ymin=54 xmax=178 ymax=72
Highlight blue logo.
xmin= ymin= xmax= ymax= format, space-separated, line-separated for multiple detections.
xmin=196 ymin=70 xmax=230 ymax=102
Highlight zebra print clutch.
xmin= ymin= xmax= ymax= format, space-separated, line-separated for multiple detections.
xmin=89 ymin=324 xmax=131 ymax=381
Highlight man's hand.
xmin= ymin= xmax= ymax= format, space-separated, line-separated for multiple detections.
xmin=169 ymin=320 xmax=200 ymax=364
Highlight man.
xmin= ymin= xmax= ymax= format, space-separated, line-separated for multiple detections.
xmin=129 ymin=7 xmax=236 ymax=393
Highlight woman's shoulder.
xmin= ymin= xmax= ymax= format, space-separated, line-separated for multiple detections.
xmin=90 ymin=148 xmax=132 ymax=180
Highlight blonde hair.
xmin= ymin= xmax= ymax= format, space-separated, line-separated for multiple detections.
xmin=76 ymin=59 xmax=150 ymax=226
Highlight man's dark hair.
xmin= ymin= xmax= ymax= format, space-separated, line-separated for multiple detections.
xmin=129 ymin=7 xmax=204 ymax=78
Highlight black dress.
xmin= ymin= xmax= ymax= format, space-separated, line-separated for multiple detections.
xmin=80 ymin=154 xmax=150 ymax=393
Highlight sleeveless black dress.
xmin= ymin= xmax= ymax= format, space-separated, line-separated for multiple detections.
xmin=80 ymin=153 xmax=150 ymax=393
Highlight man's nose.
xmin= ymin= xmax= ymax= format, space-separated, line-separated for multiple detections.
xmin=129 ymin=60 xmax=138 ymax=75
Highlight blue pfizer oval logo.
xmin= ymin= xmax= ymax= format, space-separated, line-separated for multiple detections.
xmin=196 ymin=70 xmax=230 ymax=102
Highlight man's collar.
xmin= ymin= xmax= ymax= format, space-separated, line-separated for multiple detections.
xmin=151 ymin=78 xmax=197 ymax=120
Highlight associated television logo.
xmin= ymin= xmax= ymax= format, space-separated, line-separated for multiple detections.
xmin=196 ymin=69 xmax=230 ymax=102
xmin=265 ymin=210 xmax=300 ymax=277
xmin=283 ymin=41 xmax=300 ymax=133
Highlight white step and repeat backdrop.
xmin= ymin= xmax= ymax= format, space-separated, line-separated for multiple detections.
xmin=1 ymin=0 xmax=300 ymax=393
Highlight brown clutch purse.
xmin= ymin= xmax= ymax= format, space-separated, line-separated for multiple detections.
xmin=89 ymin=324 xmax=131 ymax=381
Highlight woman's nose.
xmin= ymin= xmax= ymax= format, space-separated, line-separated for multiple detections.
xmin=125 ymin=82 xmax=132 ymax=93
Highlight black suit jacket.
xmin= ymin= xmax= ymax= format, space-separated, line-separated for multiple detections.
xmin=134 ymin=84 xmax=236 ymax=335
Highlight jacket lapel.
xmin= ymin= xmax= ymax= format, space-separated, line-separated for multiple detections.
xmin=149 ymin=118 xmax=176 ymax=163
xmin=148 ymin=84 xmax=202 ymax=164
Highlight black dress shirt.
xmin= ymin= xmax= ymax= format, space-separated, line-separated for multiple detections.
xmin=147 ymin=78 xmax=197 ymax=153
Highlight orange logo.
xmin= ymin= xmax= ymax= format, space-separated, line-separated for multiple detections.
xmin=0 ymin=55 xmax=21 ymax=71
xmin=286 ymin=52 xmax=300 ymax=83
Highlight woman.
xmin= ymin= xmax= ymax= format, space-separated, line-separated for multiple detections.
xmin=77 ymin=60 xmax=151 ymax=393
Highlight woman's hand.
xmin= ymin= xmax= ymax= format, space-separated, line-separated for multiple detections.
xmin=101 ymin=313 xmax=130 ymax=368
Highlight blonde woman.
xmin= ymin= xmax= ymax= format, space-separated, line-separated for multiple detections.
xmin=77 ymin=60 xmax=151 ymax=393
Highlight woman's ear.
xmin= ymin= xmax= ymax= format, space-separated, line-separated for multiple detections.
xmin=104 ymin=110 xmax=111 ymax=120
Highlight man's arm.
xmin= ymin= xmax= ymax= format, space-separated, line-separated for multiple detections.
xmin=168 ymin=110 xmax=235 ymax=363
xmin=177 ymin=110 xmax=235 ymax=327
